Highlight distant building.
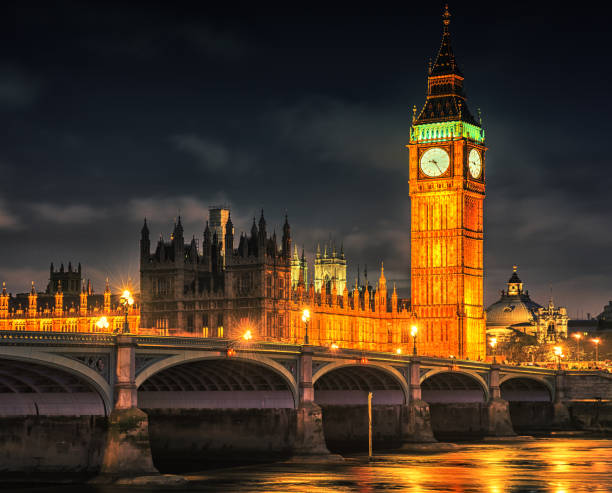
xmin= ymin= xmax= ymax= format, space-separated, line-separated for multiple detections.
xmin=598 ymin=301 xmax=612 ymax=322
xmin=486 ymin=266 xmax=568 ymax=343
xmin=0 ymin=276 xmax=139 ymax=334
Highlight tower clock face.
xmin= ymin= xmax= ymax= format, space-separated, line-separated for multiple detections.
xmin=420 ymin=147 xmax=450 ymax=177
xmin=468 ymin=148 xmax=482 ymax=178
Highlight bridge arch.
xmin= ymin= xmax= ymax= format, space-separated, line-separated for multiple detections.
xmin=420 ymin=369 xmax=489 ymax=403
xmin=0 ymin=347 xmax=111 ymax=415
xmin=136 ymin=351 xmax=298 ymax=409
xmin=313 ymin=361 xmax=409 ymax=405
xmin=499 ymin=375 xmax=553 ymax=402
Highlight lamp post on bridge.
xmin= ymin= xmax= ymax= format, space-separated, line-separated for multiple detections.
xmin=572 ymin=332 xmax=582 ymax=362
xmin=592 ymin=338 xmax=601 ymax=367
xmin=302 ymin=308 xmax=310 ymax=345
xmin=411 ymin=325 xmax=418 ymax=356
xmin=554 ymin=345 xmax=563 ymax=371
xmin=119 ymin=290 xmax=134 ymax=334
xmin=489 ymin=336 xmax=498 ymax=364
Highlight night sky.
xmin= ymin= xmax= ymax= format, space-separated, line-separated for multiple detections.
xmin=1 ymin=2 xmax=611 ymax=318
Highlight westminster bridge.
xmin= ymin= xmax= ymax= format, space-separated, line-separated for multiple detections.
xmin=0 ymin=330 xmax=611 ymax=475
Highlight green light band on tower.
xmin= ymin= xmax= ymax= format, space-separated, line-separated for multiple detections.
xmin=411 ymin=121 xmax=485 ymax=144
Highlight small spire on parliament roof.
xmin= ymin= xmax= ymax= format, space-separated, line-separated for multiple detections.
xmin=30 ymin=281 xmax=36 ymax=295
xmin=2 ymin=282 xmax=6 ymax=296
xmin=105 ymin=277 xmax=110 ymax=294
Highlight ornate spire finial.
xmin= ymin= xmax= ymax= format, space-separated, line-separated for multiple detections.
xmin=513 ymin=265 xmax=517 ymax=273
xmin=443 ymin=4 xmax=451 ymax=30
xmin=412 ymin=105 xmax=417 ymax=123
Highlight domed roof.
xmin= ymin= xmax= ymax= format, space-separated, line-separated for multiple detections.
xmin=486 ymin=266 xmax=542 ymax=328
xmin=486 ymin=295 xmax=542 ymax=327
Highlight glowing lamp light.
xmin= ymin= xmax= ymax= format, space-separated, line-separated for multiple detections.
xmin=227 ymin=348 xmax=236 ymax=357
xmin=554 ymin=346 xmax=563 ymax=357
xmin=572 ymin=333 xmax=582 ymax=340
xmin=592 ymin=338 xmax=601 ymax=345
xmin=396 ymin=348 xmax=402 ymax=355
xmin=120 ymin=289 xmax=134 ymax=306
xmin=330 ymin=343 xmax=339 ymax=351
xmin=96 ymin=316 xmax=109 ymax=330
xmin=360 ymin=356 xmax=369 ymax=365
xmin=243 ymin=330 xmax=252 ymax=341
xmin=489 ymin=337 xmax=498 ymax=349
xmin=301 ymin=308 xmax=310 ymax=323
xmin=410 ymin=325 xmax=418 ymax=337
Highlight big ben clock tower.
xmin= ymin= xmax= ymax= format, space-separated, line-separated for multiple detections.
xmin=408 ymin=6 xmax=486 ymax=360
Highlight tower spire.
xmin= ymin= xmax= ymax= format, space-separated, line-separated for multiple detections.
xmin=413 ymin=5 xmax=477 ymax=126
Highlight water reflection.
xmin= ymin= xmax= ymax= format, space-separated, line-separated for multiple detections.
xmin=6 ymin=438 xmax=612 ymax=492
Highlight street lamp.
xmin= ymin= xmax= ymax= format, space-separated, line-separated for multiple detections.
xmin=592 ymin=338 xmax=601 ymax=367
xmin=489 ymin=336 xmax=498 ymax=364
xmin=395 ymin=347 xmax=402 ymax=355
xmin=411 ymin=325 xmax=418 ymax=356
xmin=554 ymin=345 xmax=563 ymax=370
xmin=119 ymin=289 xmax=134 ymax=334
xmin=302 ymin=308 xmax=310 ymax=345
xmin=572 ymin=332 xmax=582 ymax=362
xmin=227 ymin=330 xmax=254 ymax=357
xmin=96 ymin=316 xmax=109 ymax=332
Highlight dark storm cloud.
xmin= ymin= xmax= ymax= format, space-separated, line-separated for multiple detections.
xmin=1 ymin=2 xmax=611 ymax=317
xmin=0 ymin=66 xmax=39 ymax=108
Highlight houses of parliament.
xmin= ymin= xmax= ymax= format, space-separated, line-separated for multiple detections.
xmin=1 ymin=7 xmax=488 ymax=360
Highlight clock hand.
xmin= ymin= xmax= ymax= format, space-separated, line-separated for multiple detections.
xmin=430 ymin=160 xmax=442 ymax=174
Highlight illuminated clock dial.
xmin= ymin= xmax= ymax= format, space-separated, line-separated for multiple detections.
xmin=468 ymin=148 xmax=482 ymax=178
xmin=420 ymin=147 xmax=450 ymax=177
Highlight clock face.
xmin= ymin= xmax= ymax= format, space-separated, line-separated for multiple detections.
xmin=468 ymin=148 xmax=482 ymax=178
xmin=420 ymin=147 xmax=450 ymax=177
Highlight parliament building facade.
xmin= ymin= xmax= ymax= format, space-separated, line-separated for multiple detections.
xmin=140 ymin=7 xmax=487 ymax=359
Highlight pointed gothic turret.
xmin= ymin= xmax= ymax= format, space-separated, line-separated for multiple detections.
xmin=0 ymin=282 xmax=8 ymax=317
xmin=80 ymin=281 xmax=88 ymax=313
xmin=28 ymin=281 xmax=37 ymax=317
xmin=54 ymin=281 xmax=63 ymax=316
xmin=140 ymin=218 xmax=150 ymax=259
xmin=391 ymin=283 xmax=398 ymax=313
xmin=104 ymin=278 xmax=111 ymax=313
xmin=282 ymin=214 xmax=291 ymax=258
xmin=225 ymin=212 xmax=234 ymax=263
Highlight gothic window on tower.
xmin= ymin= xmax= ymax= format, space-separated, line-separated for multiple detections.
xmin=266 ymin=276 xmax=272 ymax=298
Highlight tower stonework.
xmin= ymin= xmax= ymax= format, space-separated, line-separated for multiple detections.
xmin=408 ymin=6 xmax=486 ymax=360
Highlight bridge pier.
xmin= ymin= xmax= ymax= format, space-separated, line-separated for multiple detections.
xmin=484 ymin=364 xmax=516 ymax=437
xmin=291 ymin=347 xmax=341 ymax=461
xmin=400 ymin=358 xmax=436 ymax=444
xmin=98 ymin=335 xmax=158 ymax=477
xmin=552 ymin=371 xmax=571 ymax=429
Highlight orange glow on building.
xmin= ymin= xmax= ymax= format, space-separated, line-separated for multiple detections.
xmin=406 ymin=6 xmax=486 ymax=360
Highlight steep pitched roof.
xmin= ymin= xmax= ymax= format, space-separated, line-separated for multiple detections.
xmin=414 ymin=6 xmax=478 ymax=126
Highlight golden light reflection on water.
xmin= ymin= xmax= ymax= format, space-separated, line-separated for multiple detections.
xmin=177 ymin=438 xmax=612 ymax=493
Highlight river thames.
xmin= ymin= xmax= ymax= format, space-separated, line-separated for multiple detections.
xmin=5 ymin=437 xmax=612 ymax=492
